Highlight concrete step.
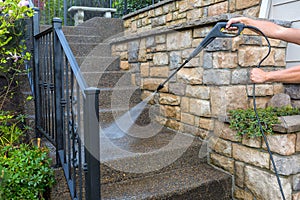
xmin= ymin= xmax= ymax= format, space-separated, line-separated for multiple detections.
xmin=69 ymin=43 xmax=99 ymax=57
xmin=99 ymin=105 xmax=152 ymax=126
xmin=99 ymin=86 xmax=142 ymax=109
xmin=90 ymin=119 xmax=232 ymax=199
xmin=101 ymin=163 xmax=232 ymax=200
xmin=62 ymin=25 xmax=100 ymax=36
xmin=65 ymin=34 xmax=103 ymax=44
xmin=82 ymin=43 xmax=113 ymax=57
xmin=79 ymin=56 xmax=120 ymax=71
xmin=82 ymin=71 xmax=132 ymax=88
xmin=78 ymin=17 xmax=124 ymax=42
xmin=100 ymin=127 xmax=207 ymax=183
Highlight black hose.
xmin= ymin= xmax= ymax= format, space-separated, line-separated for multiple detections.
xmin=245 ymin=25 xmax=286 ymax=200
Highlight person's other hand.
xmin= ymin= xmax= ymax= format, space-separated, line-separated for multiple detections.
xmin=250 ymin=68 xmax=267 ymax=83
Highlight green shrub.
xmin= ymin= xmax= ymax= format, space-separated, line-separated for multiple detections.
xmin=0 ymin=111 xmax=31 ymax=147
xmin=229 ymin=106 xmax=300 ymax=138
xmin=0 ymin=0 xmax=33 ymax=110
xmin=0 ymin=144 xmax=55 ymax=200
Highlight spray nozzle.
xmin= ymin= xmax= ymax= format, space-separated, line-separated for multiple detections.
xmin=155 ymin=22 xmax=245 ymax=92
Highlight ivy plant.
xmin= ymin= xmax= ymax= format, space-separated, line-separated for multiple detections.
xmin=229 ymin=106 xmax=300 ymax=138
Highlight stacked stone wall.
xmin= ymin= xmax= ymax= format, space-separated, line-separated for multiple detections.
xmin=210 ymin=115 xmax=300 ymax=200
xmin=110 ymin=0 xmax=300 ymax=199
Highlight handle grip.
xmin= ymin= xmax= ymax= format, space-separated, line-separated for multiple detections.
xmin=211 ymin=22 xmax=245 ymax=38
xmin=157 ymin=22 xmax=245 ymax=92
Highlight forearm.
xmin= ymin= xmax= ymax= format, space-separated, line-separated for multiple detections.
xmin=238 ymin=17 xmax=283 ymax=38
xmin=228 ymin=17 xmax=300 ymax=45
xmin=266 ymin=66 xmax=300 ymax=83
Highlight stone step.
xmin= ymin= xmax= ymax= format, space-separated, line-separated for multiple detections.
xmin=101 ymin=163 xmax=232 ymax=200
xmin=99 ymin=86 xmax=142 ymax=109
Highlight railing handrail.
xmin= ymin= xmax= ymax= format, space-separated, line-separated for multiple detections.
xmin=34 ymin=26 xmax=52 ymax=38
xmin=30 ymin=11 xmax=101 ymax=199
xmin=53 ymin=18 xmax=88 ymax=95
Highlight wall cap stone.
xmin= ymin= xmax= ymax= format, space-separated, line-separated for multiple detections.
xmin=110 ymin=14 xmax=232 ymax=44
xmin=122 ymin=0 xmax=176 ymax=20
xmin=273 ymin=115 xmax=300 ymax=133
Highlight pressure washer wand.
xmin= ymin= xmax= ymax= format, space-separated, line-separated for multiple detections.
xmin=156 ymin=22 xmax=245 ymax=92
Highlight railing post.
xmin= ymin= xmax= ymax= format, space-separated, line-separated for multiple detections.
xmin=32 ymin=8 xmax=42 ymax=140
xmin=53 ymin=17 xmax=64 ymax=166
xmin=84 ymin=87 xmax=100 ymax=200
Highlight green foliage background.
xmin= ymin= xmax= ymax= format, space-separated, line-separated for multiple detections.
xmin=0 ymin=1 xmax=55 ymax=199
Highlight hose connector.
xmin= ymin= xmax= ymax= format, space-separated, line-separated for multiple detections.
xmin=156 ymin=83 xmax=164 ymax=92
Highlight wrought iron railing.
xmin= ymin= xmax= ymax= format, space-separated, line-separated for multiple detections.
xmin=29 ymin=9 xmax=101 ymax=200
xmin=31 ymin=0 xmax=161 ymax=25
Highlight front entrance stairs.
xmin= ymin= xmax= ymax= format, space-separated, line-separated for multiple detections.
xmin=62 ymin=17 xmax=232 ymax=200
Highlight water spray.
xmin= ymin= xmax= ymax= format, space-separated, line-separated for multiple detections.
xmin=155 ymin=21 xmax=286 ymax=200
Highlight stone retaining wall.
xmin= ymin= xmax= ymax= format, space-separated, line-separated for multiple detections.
xmin=110 ymin=0 xmax=300 ymax=199
xmin=210 ymin=115 xmax=300 ymax=200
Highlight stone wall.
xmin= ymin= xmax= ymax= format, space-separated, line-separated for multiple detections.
xmin=210 ymin=115 xmax=300 ymax=200
xmin=110 ymin=0 xmax=300 ymax=199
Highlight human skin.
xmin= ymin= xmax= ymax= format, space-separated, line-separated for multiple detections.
xmin=226 ymin=17 xmax=300 ymax=83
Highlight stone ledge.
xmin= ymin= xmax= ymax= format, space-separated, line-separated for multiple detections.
xmin=122 ymin=0 xmax=176 ymax=20
xmin=273 ymin=115 xmax=300 ymax=133
xmin=110 ymin=14 xmax=231 ymax=44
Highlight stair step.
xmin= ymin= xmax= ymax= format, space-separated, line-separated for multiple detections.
xmin=65 ymin=35 xmax=103 ymax=44
xmin=99 ymin=104 xmax=152 ymax=126
xmin=69 ymin=43 xmax=98 ymax=57
xmin=62 ymin=25 xmax=100 ymax=36
xmin=79 ymin=56 xmax=120 ymax=71
xmin=99 ymin=86 xmax=142 ymax=109
xmin=101 ymin=163 xmax=232 ymax=200
xmin=100 ymin=128 xmax=207 ymax=183
xmin=82 ymin=43 xmax=113 ymax=57
xmin=78 ymin=17 xmax=124 ymax=42
xmin=82 ymin=71 xmax=132 ymax=88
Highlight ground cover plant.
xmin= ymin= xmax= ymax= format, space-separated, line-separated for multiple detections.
xmin=229 ymin=106 xmax=300 ymax=138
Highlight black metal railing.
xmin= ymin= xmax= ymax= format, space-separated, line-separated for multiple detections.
xmin=29 ymin=9 xmax=100 ymax=200
xmin=31 ymin=0 xmax=161 ymax=25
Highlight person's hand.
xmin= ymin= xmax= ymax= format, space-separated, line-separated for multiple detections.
xmin=250 ymin=68 xmax=267 ymax=83
xmin=226 ymin=17 xmax=246 ymax=30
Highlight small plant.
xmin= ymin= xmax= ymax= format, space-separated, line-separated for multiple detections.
xmin=0 ymin=0 xmax=33 ymax=111
xmin=229 ymin=106 xmax=300 ymax=138
xmin=0 ymin=111 xmax=31 ymax=147
xmin=113 ymin=0 xmax=154 ymax=17
xmin=0 ymin=144 xmax=55 ymax=200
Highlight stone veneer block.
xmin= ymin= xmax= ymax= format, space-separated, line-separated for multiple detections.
xmin=244 ymin=165 xmax=292 ymax=200
xmin=263 ymin=134 xmax=296 ymax=156
xmin=273 ymin=115 xmax=300 ymax=133
xmin=273 ymin=154 xmax=300 ymax=175
xmin=232 ymin=143 xmax=269 ymax=168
